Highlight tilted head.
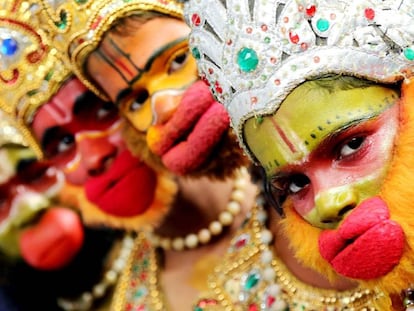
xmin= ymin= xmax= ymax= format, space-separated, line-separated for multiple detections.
xmin=43 ymin=0 xmax=248 ymax=178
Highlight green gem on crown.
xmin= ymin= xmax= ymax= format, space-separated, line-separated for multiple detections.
xmin=404 ymin=47 xmax=414 ymax=61
xmin=191 ymin=47 xmax=201 ymax=60
xmin=316 ymin=18 xmax=330 ymax=32
xmin=237 ymin=47 xmax=259 ymax=72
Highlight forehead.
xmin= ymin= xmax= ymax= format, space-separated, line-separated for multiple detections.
xmin=31 ymin=78 xmax=88 ymax=138
xmin=244 ymin=82 xmax=399 ymax=172
xmin=110 ymin=17 xmax=188 ymax=60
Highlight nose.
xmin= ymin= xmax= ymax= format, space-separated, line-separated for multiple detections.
xmin=151 ymin=90 xmax=181 ymax=125
xmin=76 ymin=133 xmax=117 ymax=176
xmin=314 ymin=185 xmax=358 ymax=225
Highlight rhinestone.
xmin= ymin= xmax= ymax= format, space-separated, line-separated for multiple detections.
xmin=191 ymin=13 xmax=201 ymax=26
xmin=289 ymin=31 xmax=299 ymax=44
xmin=365 ymin=8 xmax=375 ymax=20
xmin=244 ymin=271 xmax=260 ymax=290
xmin=237 ymin=48 xmax=259 ymax=72
xmin=306 ymin=5 xmax=316 ymax=17
xmin=404 ymin=47 xmax=414 ymax=61
xmin=0 ymin=37 xmax=18 ymax=56
xmin=316 ymin=18 xmax=330 ymax=32
xmin=191 ymin=47 xmax=201 ymax=59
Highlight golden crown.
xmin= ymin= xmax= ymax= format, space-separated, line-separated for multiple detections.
xmin=0 ymin=110 xmax=30 ymax=148
xmin=0 ymin=0 xmax=72 ymax=158
xmin=40 ymin=0 xmax=185 ymax=100
xmin=186 ymin=0 xmax=414 ymax=160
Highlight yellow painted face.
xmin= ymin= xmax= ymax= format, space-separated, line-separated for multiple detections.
xmin=244 ymin=79 xmax=399 ymax=228
xmin=87 ymin=17 xmax=198 ymax=133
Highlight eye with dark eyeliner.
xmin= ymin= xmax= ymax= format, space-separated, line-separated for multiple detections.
xmin=271 ymin=173 xmax=310 ymax=196
xmin=334 ymin=134 xmax=367 ymax=161
xmin=128 ymin=89 xmax=149 ymax=113
xmin=42 ymin=127 xmax=75 ymax=158
xmin=167 ymin=49 xmax=190 ymax=74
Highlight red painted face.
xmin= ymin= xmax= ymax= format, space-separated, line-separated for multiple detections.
xmin=31 ymin=77 xmax=158 ymax=218
xmin=31 ymin=77 xmax=123 ymax=185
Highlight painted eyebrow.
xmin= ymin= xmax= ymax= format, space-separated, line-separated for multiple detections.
xmin=115 ymin=87 xmax=133 ymax=107
xmin=114 ymin=36 xmax=189 ymax=105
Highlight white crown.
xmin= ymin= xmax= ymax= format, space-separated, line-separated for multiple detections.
xmin=186 ymin=0 xmax=414 ymax=159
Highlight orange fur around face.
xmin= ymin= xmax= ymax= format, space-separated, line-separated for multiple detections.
xmin=278 ymin=78 xmax=414 ymax=308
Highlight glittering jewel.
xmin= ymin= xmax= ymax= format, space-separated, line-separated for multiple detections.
xmin=237 ymin=47 xmax=259 ymax=72
xmin=404 ymin=47 xmax=414 ymax=61
xmin=191 ymin=47 xmax=201 ymax=60
xmin=0 ymin=37 xmax=18 ymax=56
xmin=191 ymin=13 xmax=201 ymax=26
xmin=305 ymin=4 xmax=316 ymax=17
xmin=243 ymin=270 xmax=261 ymax=290
xmin=365 ymin=7 xmax=375 ymax=20
xmin=316 ymin=18 xmax=330 ymax=32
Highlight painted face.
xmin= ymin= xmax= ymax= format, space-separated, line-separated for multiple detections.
xmin=31 ymin=76 xmax=159 ymax=218
xmin=31 ymin=77 xmax=122 ymax=185
xmin=0 ymin=145 xmax=64 ymax=257
xmin=244 ymin=81 xmax=400 ymax=229
xmin=87 ymin=17 xmax=231 ymax=175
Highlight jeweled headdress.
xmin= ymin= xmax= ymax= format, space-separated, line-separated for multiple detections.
xmin=0 ymin=0 xmax=71 ymax=158
xmin=0 ymin=110 xmax=29 ymax=148
xmin=41 ymin=0 xmax=185 ymax=100
xmin=186 ymin=0 xmax=414 ymax=161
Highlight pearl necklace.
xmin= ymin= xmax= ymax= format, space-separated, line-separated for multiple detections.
xmin=57 ymin=234 xmax=134 ymax=311
xmin=147 ymin=167 xmax=249 ymax=251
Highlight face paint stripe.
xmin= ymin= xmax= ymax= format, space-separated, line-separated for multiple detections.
xmin=105 ymin=39 xmax=139 ymax=79
xmin=96 ymin=49 xmax=130 ymax=84
xmin=108 ymin=38 xmax=143 ymax=73
xmin=270 ymin=117 xmax=297 ymax=153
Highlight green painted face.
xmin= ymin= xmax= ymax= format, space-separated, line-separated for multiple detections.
xmin=244 ymin=81 xmax=398 ymax=175
xmin=243 ymin=79 xmax=400 ymax=228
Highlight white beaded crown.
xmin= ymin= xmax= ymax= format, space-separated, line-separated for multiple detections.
xmin=186 ymin=0 xmax=414 ymax=161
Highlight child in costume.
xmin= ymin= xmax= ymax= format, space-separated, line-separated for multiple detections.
xmin=41 ymin=0 xmax=259 ymax=309
xmin=187 ymin=0 xmax=414 ymax=309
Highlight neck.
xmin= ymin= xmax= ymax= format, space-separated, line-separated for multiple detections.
xmin=154 ymin=168 xmax=258 ymax=241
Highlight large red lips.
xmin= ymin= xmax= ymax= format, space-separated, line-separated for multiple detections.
xmin=318 ymin=196 xmax=404 ymax=280
xmin=148 ymin=80 xmax=229 ymax=175
xmin=85 ymin=149 xmax=157 ymax=217
xmin=20 ymin=207 xmax=84 ymax=270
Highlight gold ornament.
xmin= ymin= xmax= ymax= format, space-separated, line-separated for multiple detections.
xmin=39 ymin=0 xmax=185 ymax=101
xmin=193 ymin=204 xmax=387 ymax=310
xmin=0 ymin=0 xmax=72 ymax=158
xmin=0 ymin=110 xmax=29 ymax=148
